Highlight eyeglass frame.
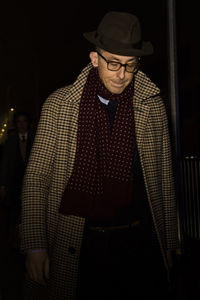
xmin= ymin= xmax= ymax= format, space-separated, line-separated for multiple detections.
xmin=96 ymin=51 xmax=140 ymax=74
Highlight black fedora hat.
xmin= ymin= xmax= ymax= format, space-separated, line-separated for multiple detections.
xmin=83 ymin=11 xmax=153 ymax=56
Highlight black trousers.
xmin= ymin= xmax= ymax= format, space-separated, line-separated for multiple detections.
xmin=77 ymin=222 xmax=170 ymax=300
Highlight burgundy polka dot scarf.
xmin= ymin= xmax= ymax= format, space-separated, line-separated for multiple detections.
xmin=59 ymin=67 xmax=135 ymax=221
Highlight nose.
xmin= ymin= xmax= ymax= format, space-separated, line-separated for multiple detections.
xmin=117 ymin=66 xmax=126 ymax=79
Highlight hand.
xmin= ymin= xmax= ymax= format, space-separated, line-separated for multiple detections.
xmin=26 ymin=251 xmax=50 ymax=285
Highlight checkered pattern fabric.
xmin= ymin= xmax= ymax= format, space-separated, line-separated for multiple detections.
xmin=21 ymin=63 xmax=179 ymax=299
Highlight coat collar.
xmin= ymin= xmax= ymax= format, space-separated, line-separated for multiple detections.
xmin=133 ymin=70 xmax=160 ymax=103
xmin=63 ymin=64 xmax=93 ymax=105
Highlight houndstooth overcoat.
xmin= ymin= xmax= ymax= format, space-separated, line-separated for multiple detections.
xmin=21 ymin=63 xmax=179 ymax=299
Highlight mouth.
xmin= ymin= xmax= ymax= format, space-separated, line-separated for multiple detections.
xmin=111 ymin=81 xmax=124 ymax=88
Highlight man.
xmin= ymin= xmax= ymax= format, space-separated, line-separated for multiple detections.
xmin=21 ymin=11 xmax=179 ymax=299
xmin=0 ymin=111 xmax=34 ymax=240
xmin=0 ymin=111 xmax=34 ymax=299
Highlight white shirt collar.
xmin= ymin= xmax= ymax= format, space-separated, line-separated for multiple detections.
xmin=97 ymin=95 xmax=110 ymax=105
xmin=19 ymin=132 xmax=28 ymax=141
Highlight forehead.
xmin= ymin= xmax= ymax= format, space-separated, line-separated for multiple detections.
xmin=101 ymin=49 xmax=137 ymax=62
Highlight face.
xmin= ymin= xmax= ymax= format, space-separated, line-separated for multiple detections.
xmin=16 ymin=115 xmax=29 ymax=134
xmin=89 ymin=49 xmax=135 ymax=94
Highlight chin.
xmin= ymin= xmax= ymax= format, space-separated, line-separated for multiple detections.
xmin=105 ymin=81 xmax=125 ymax=94
xmin=110 ymin=87 xmax=125 ymax=95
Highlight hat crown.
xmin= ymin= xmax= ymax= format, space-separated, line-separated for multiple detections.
xmin=83 ymin=11 xmax=153 ymax=56
xmin=98 ymin=12 xmax=141 ymax=46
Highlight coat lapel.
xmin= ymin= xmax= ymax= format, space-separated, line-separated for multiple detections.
xmin=56 ymin=64 xmax=93 ymax=189
xmin=133 ymin=71 xmax=160 ymax=154
xmin=134 ymin=102 xmax=150 ymax=154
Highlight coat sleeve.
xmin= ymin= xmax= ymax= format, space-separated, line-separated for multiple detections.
xmin=160 ymin=99 xmax=180 ymax=251
xmin=20 ymin=92 xmax=61 ymax=252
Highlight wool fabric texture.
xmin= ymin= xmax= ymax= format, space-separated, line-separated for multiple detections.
xmin=59 ymin=67 xmax=135 ymax=223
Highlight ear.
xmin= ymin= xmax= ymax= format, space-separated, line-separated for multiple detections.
xmin=89 ymin=51 xmax=99 ymax=67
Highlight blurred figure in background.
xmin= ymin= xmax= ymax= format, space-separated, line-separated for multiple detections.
xmin=0 ymin=111 xmax=34 ymax=238
xmin=0 ymin=111 xmax=35 ymax=300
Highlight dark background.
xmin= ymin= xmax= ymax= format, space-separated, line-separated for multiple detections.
xmin=0 ymin=0 xmax=199 ymax=155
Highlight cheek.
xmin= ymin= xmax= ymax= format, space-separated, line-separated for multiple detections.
xmin=125 ymin=72 xmax=134 ymax=81
xmin=98 ymin=68 xmax=109 ymax=84
xmin=127 ymin=76 xmax=133 ymax=86
xmin=100 ymin=74 xmax=113 ymax=90
xmin=99 ymin=67 xmax=113 ymax=80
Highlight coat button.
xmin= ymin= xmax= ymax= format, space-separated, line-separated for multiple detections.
xmin=68 ymin=246 xmax=76 ymax=254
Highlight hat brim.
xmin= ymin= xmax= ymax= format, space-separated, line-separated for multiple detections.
xmin=83 ymin=31 xmax=154 ymax=56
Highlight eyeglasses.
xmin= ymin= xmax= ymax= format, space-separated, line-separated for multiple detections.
xmin=97 ymin=51 xmax=140 ymax=74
